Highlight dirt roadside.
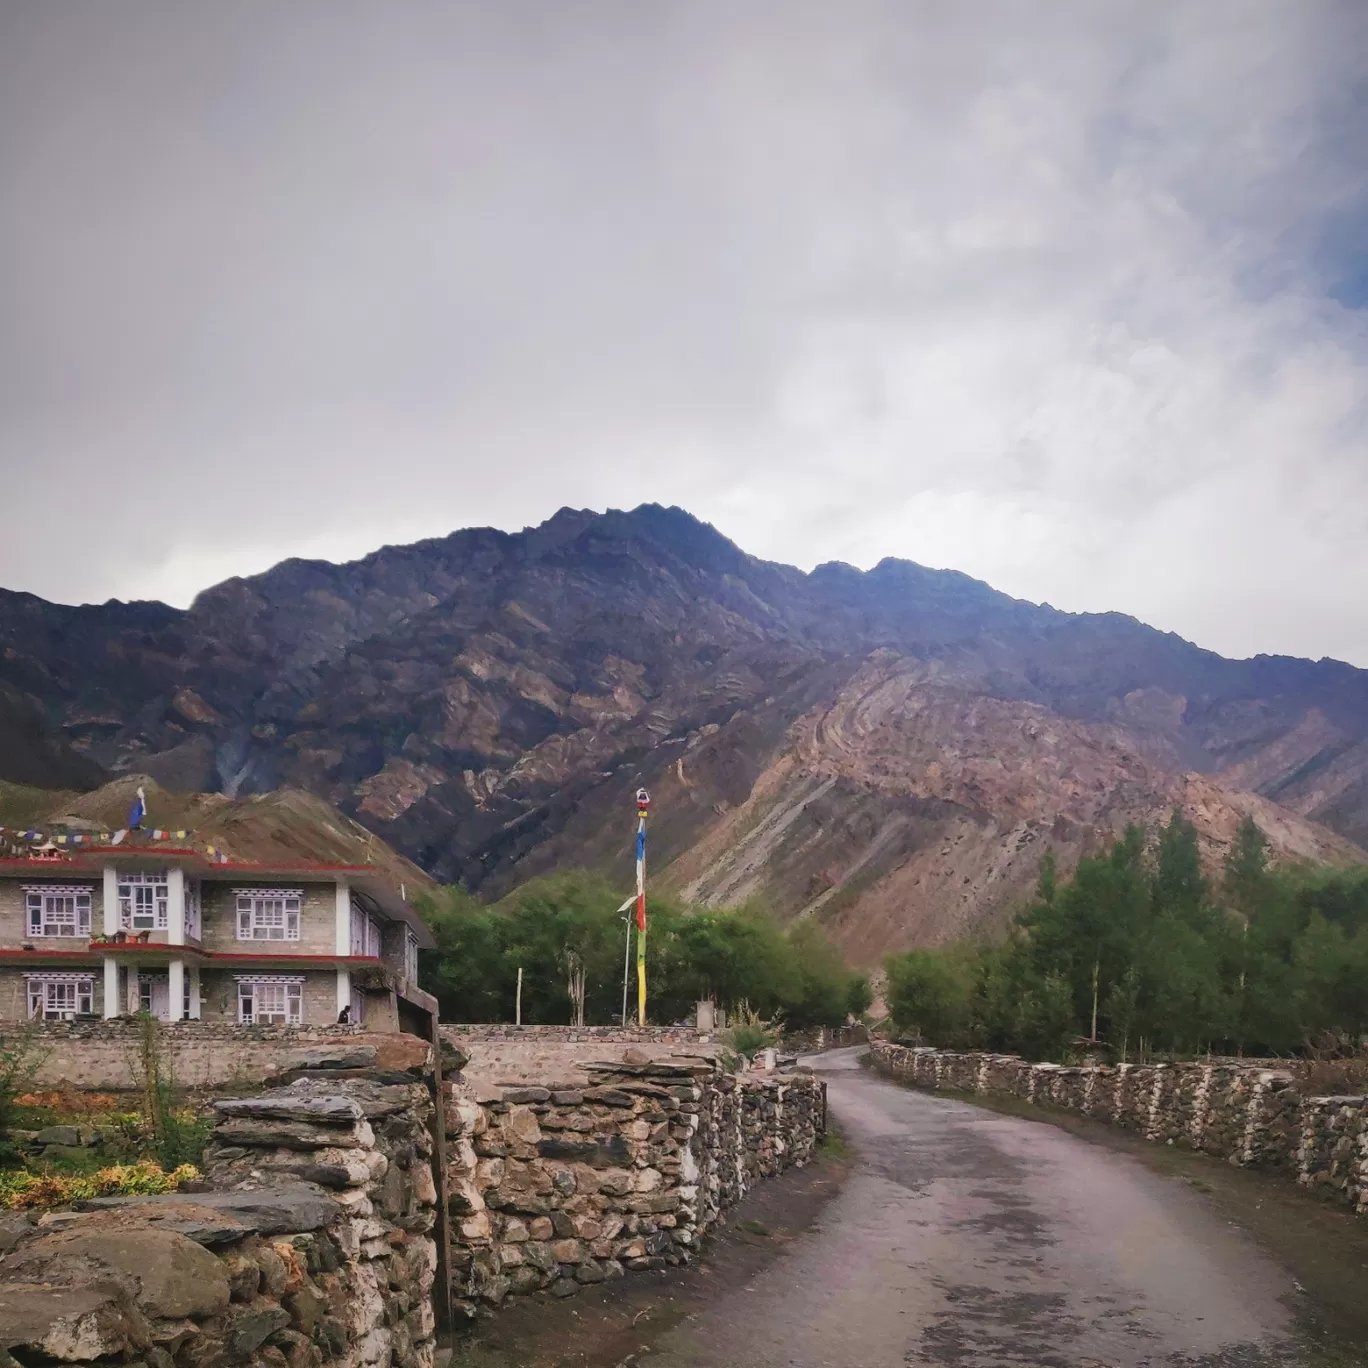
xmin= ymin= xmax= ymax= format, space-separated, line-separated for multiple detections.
xmin=447 ymin=1136 xmax=852 ymax=1368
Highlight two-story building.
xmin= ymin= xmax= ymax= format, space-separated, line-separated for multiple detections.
xmin=0 ymin=845 xmax=437 ymax=1032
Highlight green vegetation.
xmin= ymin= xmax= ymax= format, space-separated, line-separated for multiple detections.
xmin=885 ymin=812 xmax=1368 ymax=1062
xmin=0 ymin=1024 xmax=45 ymax=1153
xmin=0 ymin=1160 xmax=199 ymax=1210
xmin=720 ymin=1001 xmax=784 ymax=1068
xmin=417 ymin=871 xmax=866 ymax=1029
xmin=0 ymin=1016 xmax=208 ymax=1207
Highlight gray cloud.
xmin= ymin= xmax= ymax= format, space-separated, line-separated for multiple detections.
xmin=1 ymin=2 xmax=1366 ymax=663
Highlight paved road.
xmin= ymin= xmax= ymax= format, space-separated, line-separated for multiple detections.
xmin=644 ymin=1048 xmax=1309 ymax=1368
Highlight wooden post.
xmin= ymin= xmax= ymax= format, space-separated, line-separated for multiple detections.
xmin=515 ymin=966 xmax=523 ymax=1026
xmin=425 ymin=1008 xmax=454 ymax=1334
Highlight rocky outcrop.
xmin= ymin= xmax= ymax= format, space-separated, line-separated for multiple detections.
xmin=5 ymin=504 xmax=1368 ymax=962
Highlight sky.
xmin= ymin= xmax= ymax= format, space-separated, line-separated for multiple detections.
xmin=1 ymin=3 xmax=1366 ymax=666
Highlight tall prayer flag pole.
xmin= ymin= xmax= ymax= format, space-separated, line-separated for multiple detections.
xmin=634 ymin=787 xmax=651 ymax=1026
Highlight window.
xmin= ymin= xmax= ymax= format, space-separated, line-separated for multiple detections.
xmin=24 ymin=886 xmax=93 ymax=938
xmin=349 ymin=899 xmax=381 ymax=957
xmin=118 ymin=871 xmax=168 ymax=931
xmin=184 ymin=881 xmax=201 ymax=940
xmin=236 ymin=976 xmax=303 ymax=1025
xmin=25 ymin=974 xmax=94 ymax=1021
xmin=235 ymin=889 xmax=302 ymax=941
xmin=404 ymin=929 xmax=420 ymax=983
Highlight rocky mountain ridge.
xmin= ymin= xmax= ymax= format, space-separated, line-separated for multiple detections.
xmin=3 ymin=504 xmax=1366 ymax=964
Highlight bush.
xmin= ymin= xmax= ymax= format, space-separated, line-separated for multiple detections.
xmin=0 ymin=1160 xmax=200 ymax=1210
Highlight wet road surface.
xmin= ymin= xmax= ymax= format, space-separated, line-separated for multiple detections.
xmin=643 ymin=1048 xmax=1315 ymax=1368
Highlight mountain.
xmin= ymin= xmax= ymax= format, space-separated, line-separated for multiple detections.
xmin=3 ymin=504 xmax=1366 ymax=965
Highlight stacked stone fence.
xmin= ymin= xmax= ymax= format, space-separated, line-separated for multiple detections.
xmin=440 ymin=1025 xmax=719 ymax=1085
xmin=0 ymin=1020 xmax=438 ymax=1092
xmin=0 ymin=1065 xmax=441 ymax=1368
xmin=440 ymin=1056 xmax=826 ymax=1313
xmin=868 ymin=1041 xmax=1368 ymax=1214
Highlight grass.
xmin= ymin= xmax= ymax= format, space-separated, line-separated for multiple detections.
xmin=816 ymin=1127 xmax=854 ymax=1162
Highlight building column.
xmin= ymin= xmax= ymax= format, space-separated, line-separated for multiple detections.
xmin=126 ymin=961 xmax=141 ymax=1015
xmin=168 ymin=959 xmax=185 ymax=1022
xmin=189 ymin=965 xmax=201 ymax=1020
xmin=334 ymin=880 xmax=352 ymax=1023
xmin=102 ymin=866 xmax=119 ymax=936
xmin=166 ymin=867 xmax=185 ymax=946
xmin=103 ymin=956 xmax=120 ymax=1020
xmin=334 ymin=880 xmax=351 ymax=956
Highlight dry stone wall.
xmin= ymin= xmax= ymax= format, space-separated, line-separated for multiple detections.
xmin=441 ymin=1057 xmax=825 ymax=1312
xmin=439 ymin=1025 xmax=718 ymax=1084
xmin=0 ymin=1021 xmax=430 ymax=1091
xmin=869 ymin=1041 xmax=1368 ymax=1214
xmin=0 ymin=1070 xmax=441 ymax=1368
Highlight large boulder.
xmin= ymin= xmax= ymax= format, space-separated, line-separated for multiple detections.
xmin=284 ymin=1043 xmax=379 ymax=1071
xmin=0 ymin=1212 xmax=35 ymax=1255
xmin=0 ymin=1227 xmax=230 ymax=1320
xmin=0 ymin=1282 xmax=147 ymax=1360
xmin=33 ymin=1125 xmax=83 ymax=1147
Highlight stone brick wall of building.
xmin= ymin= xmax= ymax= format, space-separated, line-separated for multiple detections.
xmin=0 ymin=874 xmax=102 ymax=945
xmin=199 ymin=882 xmax=339 ymax=957
xmin=0 ymin=965 xmax=106 ymax=1022
xmin=868 ymin=1042 xmax=1368 ymax=1215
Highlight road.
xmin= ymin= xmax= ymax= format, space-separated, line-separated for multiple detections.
xmin=642 ymin=1047 xmax=1312 ymax=1368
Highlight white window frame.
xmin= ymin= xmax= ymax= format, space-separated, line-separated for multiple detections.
xmin=235 ymin=888 xmax=303 ymax=942
xmin=235 ymin=975 xmax=304 ymax=1025
xmin=118 ymin=870 xmax=169 ymax=931
xmin=349 ymin=898 xmax=382 ymax=958
xmin=404 ymin=929 xmax=420 ymax=983
xmin=24 ymin=885 xmax=93 ymax=938
xmin=25 ymin=973 xmax=95 ymax=1021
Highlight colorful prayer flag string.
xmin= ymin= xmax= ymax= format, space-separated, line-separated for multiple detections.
xmin=634 ymin=787 xmax=651 ymax=1027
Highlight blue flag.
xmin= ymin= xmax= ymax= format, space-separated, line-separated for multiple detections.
xmin=128 ymin=786 xmax=146 ymax=829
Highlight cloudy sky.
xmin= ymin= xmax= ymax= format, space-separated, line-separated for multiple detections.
xmin=2 ymin=3 xmax=1366 ymax=665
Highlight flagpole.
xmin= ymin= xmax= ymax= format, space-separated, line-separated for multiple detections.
xmin=621 ymin=909 xmax=632 ymax=1028
xmin=634 ymin=788 xmax=650 ymax=1027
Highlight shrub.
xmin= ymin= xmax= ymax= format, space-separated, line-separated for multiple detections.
xmin=0 ymin=1160 xmax=200 ymax=1210
xmin=721 ymin=1000 xmax=784 ymax=1067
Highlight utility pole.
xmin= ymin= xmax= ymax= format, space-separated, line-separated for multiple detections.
xmin=515 ymin=966 xmax=523 ymax=1026
xmin=618 ymin=899 xmax=634 ymax=1027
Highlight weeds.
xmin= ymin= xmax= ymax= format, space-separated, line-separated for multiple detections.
xmin=128 ymin=1014 xmax=211 ymax=1170
xmin=0 ymin=1159 xmax=199 ymax=1209
xmin=0 ymin=1024 xmax=47 ymax=1139
xmin=720 ymin=1001 xmax=784 ymax=1069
